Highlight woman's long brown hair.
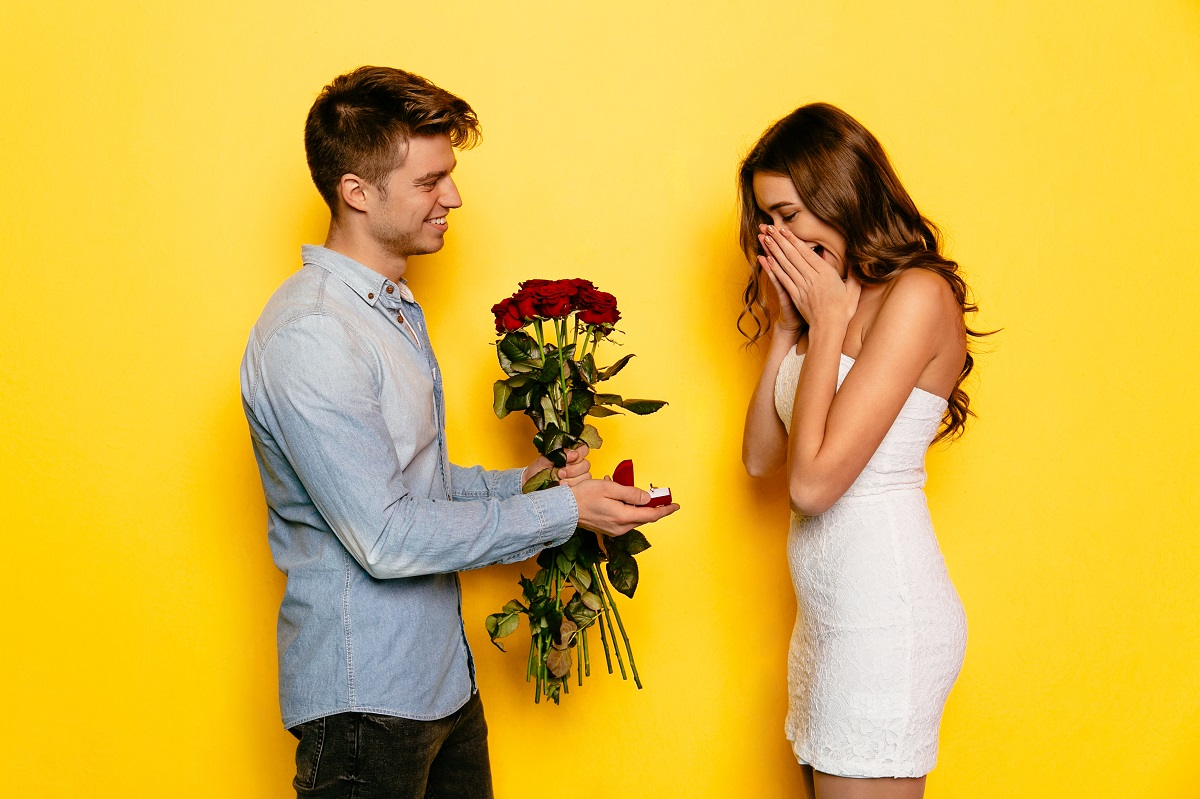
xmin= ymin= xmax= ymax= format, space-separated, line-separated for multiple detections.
xmin=737 ymin=103 xmax=989 ymax=442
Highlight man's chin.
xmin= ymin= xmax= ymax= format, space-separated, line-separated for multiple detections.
xmin=383 ymin=235 xmax=444 ymax=259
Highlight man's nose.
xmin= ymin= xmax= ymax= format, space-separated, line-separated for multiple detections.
xmin=440 ymin=178 xmax=462 ymax=209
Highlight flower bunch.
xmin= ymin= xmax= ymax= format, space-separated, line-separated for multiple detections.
xmin=485 ymin=278 xmax=665 ymax=704
xmin=491 ymin=278 xmax=620 ymax=333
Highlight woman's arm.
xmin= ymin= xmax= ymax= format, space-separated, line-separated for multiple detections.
xmin=762 ymin=227 xmax=957 ymax=515
xmin=742 ymin=323 xmax=801 ymax=477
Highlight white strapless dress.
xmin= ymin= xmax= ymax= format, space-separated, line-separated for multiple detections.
xmin=775 ymin=350 xmax=967 ymax=778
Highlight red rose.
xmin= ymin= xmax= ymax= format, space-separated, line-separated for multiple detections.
xmin=518 ymin=278 xmax=555 ymax=290
xmin=576 ymin=288 xmax=620 ymax=327
xmin=512 ymin=287 xmax=539 ymax=320
xmin=490 ymin=297 xmax=525 ymax=333
xmin=529 ymin=281 xmax=577 ymax=318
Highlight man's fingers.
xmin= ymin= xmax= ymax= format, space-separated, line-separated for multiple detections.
xmin=606 ymin=483 xmax=650 ymax=506
xmin=563 ymin=443 xmax=590 ymax=463
xmin=607 ymin=503 xmax=680 ymax=535
xmin=559 ymin=459 xmax=590 ymax=478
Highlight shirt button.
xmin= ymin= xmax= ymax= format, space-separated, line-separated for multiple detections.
xmin=367 ymin=292 xmax=374 ymax=299
xmin=397 ymin=314 xmax=404 ymax=323
xmin=386 ymin=286 xmax=394 ymax=294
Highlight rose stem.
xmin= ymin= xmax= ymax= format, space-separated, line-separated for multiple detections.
xmin=556 ymin=318 xmax=571 ymax=434
xmin=534 ymin=320 xmax=546 ymax=361
xmin=582 ymin=623 xmax=591 ymax=677
xmin=534 ymin=632 xmax=542 ymax=704
xmin=526 ymin=635 xmax=535 ymax=682
xmin=597 ymin=567 xmax=642 ymax=689
xmin=596 ymin=600 xmax=613 ymax=674
xmin=590 ymin=564 xmax=627 ymax=680
xmin=573 ymin=318 xmax=586 ymax=361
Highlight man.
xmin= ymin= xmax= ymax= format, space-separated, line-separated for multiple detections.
xmin=240 ymin=66 xmax=677 ymax=797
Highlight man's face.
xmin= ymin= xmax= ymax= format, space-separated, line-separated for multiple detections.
xmin=368 ymin=134 xmax=461 ymax=258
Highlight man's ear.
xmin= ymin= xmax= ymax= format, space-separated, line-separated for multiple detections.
xmin=337 ymin=174 xmax=371 ymax=213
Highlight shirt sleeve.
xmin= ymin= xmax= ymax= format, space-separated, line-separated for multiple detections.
xmin=251 ymin=312 xmax=577 ymax=578
xmin=449 ymin=464 xmax=526 ymax=501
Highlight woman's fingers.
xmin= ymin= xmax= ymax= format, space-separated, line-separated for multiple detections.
xmin=760 ymin=231 xmax=804 ymax=282
xmin=761 ymin=253 xmax=808 ymax=312
xmin=777 ymin=228 xmax=824 ymax=271
xmin=768 ymin=226 xmax=821 ymax=278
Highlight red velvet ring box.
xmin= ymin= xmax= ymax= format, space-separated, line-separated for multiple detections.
xmin=612 ymin=459 xmax=673 ymax=507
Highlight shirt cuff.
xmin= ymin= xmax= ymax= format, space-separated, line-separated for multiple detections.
xmin=493 ymin=485 xmax=579 ymax=565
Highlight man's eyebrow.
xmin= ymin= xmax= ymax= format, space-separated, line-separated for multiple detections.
xmin=412 ymin=163 xmax=457 ymax=184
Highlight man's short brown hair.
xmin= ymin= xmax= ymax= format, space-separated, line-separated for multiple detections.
xmin=304 ymin=66 xmax=480 ymax=213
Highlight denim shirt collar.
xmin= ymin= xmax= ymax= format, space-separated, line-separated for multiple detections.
xmin=301 ymin=244 xmax=416 ymax=306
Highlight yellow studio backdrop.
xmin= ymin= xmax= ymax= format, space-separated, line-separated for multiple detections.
xmin=2 ymin=1 xmax=1197 ymax=796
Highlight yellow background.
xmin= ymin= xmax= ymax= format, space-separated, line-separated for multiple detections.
xmin=3 ymin=1 xmax=1198 ymax=796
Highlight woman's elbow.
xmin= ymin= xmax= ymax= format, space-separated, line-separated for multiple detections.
xmin=742 ymin=451 xmax=783 ymax=479
xmin=788 ymin=478 xmax=837 ymax=517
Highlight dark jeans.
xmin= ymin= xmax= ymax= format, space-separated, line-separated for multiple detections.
xmin=289 ymin=692 xmax=493 ymax=798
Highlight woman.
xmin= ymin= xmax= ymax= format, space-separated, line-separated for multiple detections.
xmin=739 ymin=103 xmax=983 ymax=798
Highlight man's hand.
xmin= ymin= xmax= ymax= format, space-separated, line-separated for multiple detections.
xmin=570 ymin=476 xmax=680 ymax=537
xmin=522 ymin=444 xmax=592 ymax=488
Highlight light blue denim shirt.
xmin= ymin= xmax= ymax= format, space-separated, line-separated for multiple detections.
xmin=241 ymin=245 xmax=578 ymax=727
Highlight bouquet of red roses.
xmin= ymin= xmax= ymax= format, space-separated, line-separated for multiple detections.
xmin=486 ymin=278 xmax=667 ymax=704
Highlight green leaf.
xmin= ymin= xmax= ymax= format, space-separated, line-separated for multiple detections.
xmin=564 ymin=595 xmax=598 ymax=626
xmin=580 ymin=591 xmax=603 ymax=611
xmin=593 ymin=393 xmax=623 ymax=406
xmin=587 ymin=406 xmax=623 ymax=418
xmin=522 ymin=467 xmax=555 ymax=493
xmin=621 ymin=398 xmax=668 ymax=415
xmin=499 ymin=331 xmax=540 ymax=369
xmin=568 ymin=389 xmax=595 ymax=416
xmin=580 ymin=353 xmax=600 ymax=384
xmin=519 ymin=575 xmax=537 ymax=604
xmin=617 ymin=529 xmax=651 ymax=556
xmin=601 ymin=353 xmax=635 ymax=380
xmin=605 ymin=547 xmax=640 ymax=598
xmin=492 ymin=380 xmax=512 ymax=419
xmin=577 ymin=529 xmax=604 ymax=561
xmin=503 ymin=599 xmax=527 ymax=614
xmin=578 ymin=424 xmax=602 ymax=450
xmin=485 ymin=611 xmax=521 ymax=650
xmin=558 ymin=618 xmax=578 ymax=645
xmin=539 ymin=351 xmax=563 ymax=384
xmin=547 ymin=646 xmax=572 ymax=678
xmin=505 ymin=382 xmax=538 ymax=412
xmin=540 ymin=396 xmax=562 ymax=430
xmin=497 ymin=613 xmax=520 ymax=638
xmin=555 ymin=552 xmax=574 ymax=575
xmin=570 ymin=565 xmax=592 ymax=591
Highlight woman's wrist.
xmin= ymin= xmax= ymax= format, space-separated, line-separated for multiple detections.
xmin=770 ymin=321 xmax=802 ymax=345
xmin=805 ymin=324 xmax=846 ymax=356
